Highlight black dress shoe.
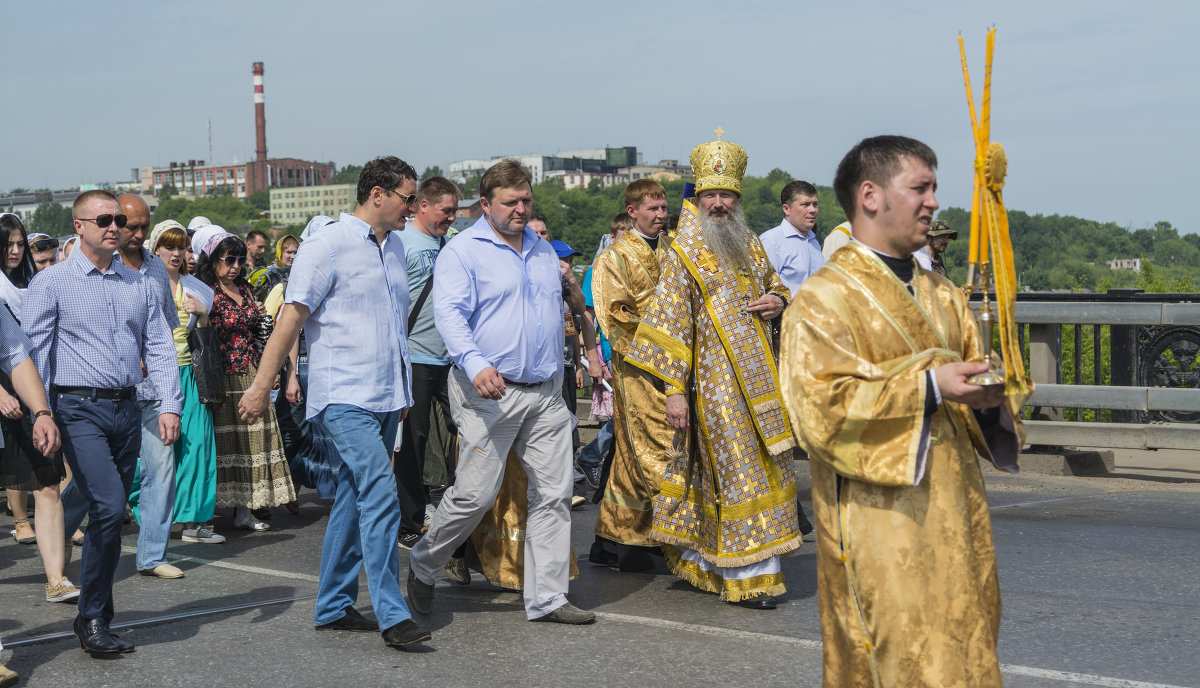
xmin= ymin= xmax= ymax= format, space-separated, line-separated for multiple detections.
xmin=382 ymin=619 xmax=431 ymax=648
xmin=730 ymin=595 xmax=778 ymax=610
xmin=407 ymin=569 xmax=434 ymax=616
xmin=74 ymin=615 xmax=134 ymax=653
xmin=315 ymin=606 xmax=378 ymax=632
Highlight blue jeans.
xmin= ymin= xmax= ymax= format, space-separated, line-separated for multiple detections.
xmin=54 ymin=392 xmax=141 ymax=623
xmin=314 ymin=404 xmax=410 ymax=629
xmin=576 ymin=418 xmax=614 ymax=471
xmin=132 ymin=399 xmax=176 ymax=570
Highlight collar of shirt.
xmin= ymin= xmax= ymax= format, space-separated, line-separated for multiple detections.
xmin=70 ymin=244 xmax=130 ymax=279
xmin=461 ymin=216 xmax=538 ymax=259
xmin=774 ymin=218 xmax=818 ymax=243
xmin=113 ymin=246 xmax=156 ymax=275
xmin=340 ymin=211 xmax=391 ymax=245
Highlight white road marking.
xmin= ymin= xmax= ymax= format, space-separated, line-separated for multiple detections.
xmin=990 ymin=495 xmax=1086 ymax=510
xmin=110 ymin=550 xmax=1187 ymax=687
xmin=120 ymin=545 xmax=320 ymax=583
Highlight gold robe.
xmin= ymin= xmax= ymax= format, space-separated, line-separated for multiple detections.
xmin=625 ymin=201 xmax=801 ymax=601
xmin=591 ymin=230 xmax=675 ymax=547
xmin=780 ymin=241 xmax=1022 ymax=687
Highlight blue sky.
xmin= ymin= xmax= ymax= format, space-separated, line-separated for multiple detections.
xmin=3 ymin=0 xmax=1195 ymax=232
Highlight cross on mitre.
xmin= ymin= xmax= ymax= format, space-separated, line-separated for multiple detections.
xmin=713 ymin=126 xmax=725 ymax=140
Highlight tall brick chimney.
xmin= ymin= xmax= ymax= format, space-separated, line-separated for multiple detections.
xmin=253 ymin=62 xmax=267 ymax=161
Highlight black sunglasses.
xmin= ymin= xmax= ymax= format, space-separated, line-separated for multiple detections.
xmin=390 ymin=188 xmax=417 ymax=205
xmin=30 ymin=237 xmax=60 ymax=251
xmin=77 ymin=214 xmax=128 ymax=229
xmin=221 ymin=254 xmax=247 ymax=267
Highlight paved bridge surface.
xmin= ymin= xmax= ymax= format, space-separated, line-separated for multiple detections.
xmin=1 ymin=447 xmax=1196 ymax=688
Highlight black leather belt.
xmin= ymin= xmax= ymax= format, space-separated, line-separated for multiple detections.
xmin=52 ymin=385 xmax=137 ymax=401
xmin=502 ymin=378 xmax=543 ymax=388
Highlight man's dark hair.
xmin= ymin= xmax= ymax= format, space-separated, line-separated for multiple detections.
xmin=529 ymin=212 xmax=549 ymax=226
xmin=356 ymin=156 xmax=419 ymax=205
xmin=417 ymin=176 xmax=461 ymax=205
xmin=833 ymin=136 xmax=937 ymax=222
xmin=479 ymin=158 xmax=532 ymax=201
xmin=780 ymin=180 xmax=818 ymax=206
xmin=194 ymin=235 xmax=251 ymax=289
xmin=246 ymin=229 xmax=269 ymax=244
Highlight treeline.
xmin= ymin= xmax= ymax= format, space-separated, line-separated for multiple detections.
xmin=534 ymin=172 xmax=1196 ymax=293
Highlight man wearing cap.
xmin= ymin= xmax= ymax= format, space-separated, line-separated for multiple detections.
xmin=24 ymin=190 xmax=181 ymax=653
xmin=624 ymin=131 xmax=801 ymax=609
xmin=115 ymin=193 xmax=185 ymax=581
xmin=549 ymin=238 xmax=597 ymax=456
xmin=407 ymin=159 xmax=595 ymax=625
xmin=760 ymin=180 xmax=825 ymax=295
xmin=588 ymin=179 xmax=675 ymax=571
xmin=926 ymin=219 xmax=957 ymax=277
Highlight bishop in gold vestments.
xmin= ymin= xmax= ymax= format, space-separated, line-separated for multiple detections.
xmin=625 ymin=200 xmax=801 ymax=601
xmin=781 ymin=240 xmax=1022 ymax=686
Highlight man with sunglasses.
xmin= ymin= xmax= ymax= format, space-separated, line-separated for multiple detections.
xmin=239 ymin=156 xmax=431 ymax=649
xmin=27 ymin=234 xmax=59 ymax=272
xmin=22 ymin=189 xmax=181 ymax=655
xmin=113 ymin=193 xmax=184 ymax=581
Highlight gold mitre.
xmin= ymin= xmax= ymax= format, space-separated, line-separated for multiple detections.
xmin=689 ymin=126 xmax=748 ymax=196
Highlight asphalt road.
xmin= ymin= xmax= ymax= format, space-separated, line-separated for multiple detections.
xmin=1 ymin=458 xmax=1197 ymax=688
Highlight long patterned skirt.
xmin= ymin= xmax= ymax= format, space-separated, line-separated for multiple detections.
xmin=212 ymin=367 xmax=295 ymax=509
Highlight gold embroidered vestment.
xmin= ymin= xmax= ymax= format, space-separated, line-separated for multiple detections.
xmin=781 ymin=242 xmax=1020 ymax=687
xmin=625 ymin=203 xmax=801 ymax=600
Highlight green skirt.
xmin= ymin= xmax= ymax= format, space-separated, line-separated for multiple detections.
xmin=129 ymin=365 xmax=217 ymax=523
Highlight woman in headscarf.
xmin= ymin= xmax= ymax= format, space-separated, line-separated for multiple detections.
xmin=193 ymin=229 xmax=294 ymax=531
xmin=255 ymin=234 xmax=298 ymax=304
xmin=0 ymin=212 xmax=77 ymax=603
xmin=127 ymin=222 xmax=223 ymax=543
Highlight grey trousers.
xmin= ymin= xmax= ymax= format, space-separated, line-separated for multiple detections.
xmin=408 ymin=369 xmax=575 ymax=618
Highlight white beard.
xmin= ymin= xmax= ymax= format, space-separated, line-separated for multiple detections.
xmin=699 ymin=205 xmax=754 ymax=276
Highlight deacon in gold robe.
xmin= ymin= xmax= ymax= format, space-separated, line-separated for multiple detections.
xmin=589 ymin=179 xmax=675 ymax=571
xmin=626 ymin=132 xmax=801 ymax=608
xmin=780 ymin=135 xmax=1022 ymax=687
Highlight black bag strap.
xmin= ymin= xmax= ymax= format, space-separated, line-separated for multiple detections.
xmin=406 ymin=235 xmax=445 ymax=333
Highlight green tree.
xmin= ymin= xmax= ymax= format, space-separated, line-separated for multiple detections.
xmin=158 ymin=183 xmax=179 ymax=200
xmin=421 ymin=165 xmax=444 ymax=179
xmin=332 ymin=164 xmax=362 ymax=185
xmin=247 ymin=190 xmax=270 ymax=211
xmin=28 ymin=202 xmax=74 ymax=237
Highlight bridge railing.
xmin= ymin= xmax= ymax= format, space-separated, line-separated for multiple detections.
xmin=999 ymin=289 xmax=1200 ymax=450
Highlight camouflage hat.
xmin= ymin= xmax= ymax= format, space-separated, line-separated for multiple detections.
xmin=928 ymin=219 xmax=957 ymax=238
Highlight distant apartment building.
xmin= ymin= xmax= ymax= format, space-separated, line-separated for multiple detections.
xmin=269 ymin=184 xmax=356 ymax=225
xmin=1108 ymin=258 xmax=1142 ymax=271
xmin=140 ymin=158 xmax=335 ymax=200
xmin=618 ymin=159 xmax=692 ymax=182
xmin=447 ymin=147 xmax=642 ymax=188
xmin=0 ymin=188 xmax=78 ymax=225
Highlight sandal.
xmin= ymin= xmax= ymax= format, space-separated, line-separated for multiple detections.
xmin=12 ymin=518 xmax=36 ymax=544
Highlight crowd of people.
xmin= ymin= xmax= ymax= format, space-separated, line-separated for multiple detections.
xmin=0 ymin=131 xmax=1020 ymax=687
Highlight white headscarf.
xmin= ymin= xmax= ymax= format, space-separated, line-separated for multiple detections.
xmin=190 ymin=224 xmax=228 ymax=258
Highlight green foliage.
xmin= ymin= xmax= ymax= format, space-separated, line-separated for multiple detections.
xmin=158 ymin=183 xmax=179 ymax=200
xmin=28 ymin=202 xmax=74 ymax=237
xmin=247 ymin=190 xmax=270 ymax=211
xmin=332 ymin=165 xmax=361 ymax=185
xmin=151 ymin=194 xmax=264 ymax=233
xmin=421 ymin=165 xmax=444 ymax=179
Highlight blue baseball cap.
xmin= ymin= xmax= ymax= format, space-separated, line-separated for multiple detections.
xmin=549 ymin=240 xmax=581 ymax=259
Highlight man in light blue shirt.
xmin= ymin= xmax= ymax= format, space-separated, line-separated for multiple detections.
xmin=239 ymin=156 xmax=430 ymax=650
xmin=759 ymin=180 xmax=825 ymax=295
xmin=394 ymin=176 xmax=460 ymax=551
xmin=407 ymin=159 xmax=594 ymax=625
